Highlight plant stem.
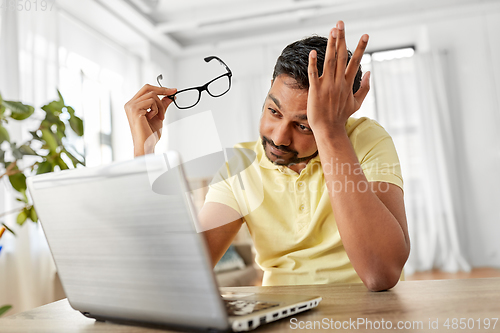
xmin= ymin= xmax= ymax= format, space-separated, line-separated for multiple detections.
xmin=0 ymin=206 xmax=27 ymax=219
xmin=0 ymin=160 xmax=21 ymax=179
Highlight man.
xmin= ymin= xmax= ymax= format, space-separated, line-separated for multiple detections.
xmin=125 ymin=21 xmax=410 ymax=291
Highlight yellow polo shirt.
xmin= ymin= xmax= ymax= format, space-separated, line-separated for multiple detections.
xmin=204 ymin=117 xmax=403 ymax=286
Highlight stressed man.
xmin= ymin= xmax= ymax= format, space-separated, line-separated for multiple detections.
xmin=125 ymin=21 xmax=410 ymax=291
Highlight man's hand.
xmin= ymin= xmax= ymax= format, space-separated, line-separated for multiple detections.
xmin=307 ymin=20 xmax=370 ymax=136
xmin=124 ymin=84 xmax=176 ymax=157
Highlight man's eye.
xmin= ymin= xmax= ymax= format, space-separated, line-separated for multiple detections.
xmin=298 ymin=124 xmax=311 ymax=132
xmin=269 ymin=108 xmax=278 ymax=115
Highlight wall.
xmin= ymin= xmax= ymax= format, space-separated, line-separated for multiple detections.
xmin=168 ymin=6 xmax=500 ymax=268
xmin=424 ymin=13 xmax=500 ymax=267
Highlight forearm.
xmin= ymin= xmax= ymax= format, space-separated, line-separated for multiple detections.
xmin=198 ymin=202 xmax=244 ymax=267
xmin=130 ymin=120 xmax=157 ymax=157
xmin=133 ymin=142 xmax=153 ymax=157
xmin=133 ymin=140 xmax=154 ymax=157
xmin=316 ymin=128 xmax=409 ymax=290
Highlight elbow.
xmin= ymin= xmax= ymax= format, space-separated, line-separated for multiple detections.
xmin=362 ymin=267 xmax=403 ymax=292
xmin=360 ymin=244 xmax=410 ymax=292
xmin=364 ymin=275 xmax=400 ymax=292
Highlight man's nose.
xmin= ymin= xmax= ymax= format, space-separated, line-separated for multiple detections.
xmin=272 ymin=123 xmax=291 ymax=147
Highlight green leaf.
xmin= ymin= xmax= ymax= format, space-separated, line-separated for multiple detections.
xmin=56 ymin=121 xmax=66 ymax=134
xmin=57 ymin=89 xmax=65 ymax=105
xmin=0 ymin=150 xmax=4 ymax=163
xmin=41 ymin=129 xmax=58 ymax=152
xmin=0 ymin=305 xmax=12 ymax=317
xmin=0 ymin=124 xmax=9 ymax=143
xmin=2 ymin=223 xmax=16 ymax=236
xmin=29 ymin=207 xmax=38 ymax=222
xmin=29 ymin=130 xmax=41 ymax=140
xmin=3 ymin=100 xmax=35 ymax=120
xmin=10 ymin=143 xmax=23 ymax=160
xmin=69 ymin=115 xmax=84 ymax=136
xmin=16 ymin=209 xmax=28 ymax=226
xmin=0 ymin=93 xmax=5 ymax=118
xmin=8 ymin=172 xmax=27 ymax=192
xmin=18 ymin=144 xmax=37 ymax=156
xmin=55 ymin=121 xmax=66 ymax=141
xmin=41 ymin=100 xmax=64 ymax=115
xmin=42 ymin=111 xmax=60 ymax=124
xmin=36 ymin=161 xmax=53 ymax=174
xmin=66 ymin=106 xmax=76 ymax=116
xmin=56 ymin=156 xmax=69 ymax=170
xmin=62 ymin=149 xmax=84 ymax=167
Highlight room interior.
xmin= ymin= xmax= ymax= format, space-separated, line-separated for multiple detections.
xmin=1 ymin=0 xmax=500 ymax=317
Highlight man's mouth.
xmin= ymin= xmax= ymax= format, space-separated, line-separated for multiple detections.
xmin=269 ymin=145 xmax=289 ymax=156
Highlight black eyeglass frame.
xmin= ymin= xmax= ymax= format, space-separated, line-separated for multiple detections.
xmin=157 ymin=56 xmax=232 ymax=109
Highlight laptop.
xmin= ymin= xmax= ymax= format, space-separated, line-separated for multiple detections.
xmin=26 ymin=152 xmax=322 ymax=332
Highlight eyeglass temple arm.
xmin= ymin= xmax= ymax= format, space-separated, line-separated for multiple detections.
xmin=204 ymin=56 xmax=232 ymax=75
xmin=156 ymin=74 xmax=176 ymax=99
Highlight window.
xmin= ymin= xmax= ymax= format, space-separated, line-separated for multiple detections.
xmin=58 ymin=49 xmax=126 ymax=167
xmin=354 ymin=47 xmax=415 ymax=121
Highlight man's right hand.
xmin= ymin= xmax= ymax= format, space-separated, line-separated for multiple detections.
xmin=124 ymin=84 xmax=177 ymax=157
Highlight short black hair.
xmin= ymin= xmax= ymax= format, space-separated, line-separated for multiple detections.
xmin=272 ymin=35 xmax=362 ymax=93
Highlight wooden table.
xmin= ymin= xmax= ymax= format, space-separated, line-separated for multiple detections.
xmin=1 ymin=278 xmax=499 ymax=332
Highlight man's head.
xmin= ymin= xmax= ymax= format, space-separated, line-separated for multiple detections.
xmin=272 ymin=35 xmax=362 ymax=91
xmin=259 ymin=35 xmax=362 ymax=172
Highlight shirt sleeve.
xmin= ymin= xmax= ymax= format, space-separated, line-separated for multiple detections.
xmin=351 ymin=119 xmax=404 ymax=190
xmin=204 ymin=161 xmax=243 ymax=215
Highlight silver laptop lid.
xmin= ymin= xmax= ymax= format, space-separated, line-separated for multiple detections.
xmin=27 ymin=153 xmax=229 ymax=331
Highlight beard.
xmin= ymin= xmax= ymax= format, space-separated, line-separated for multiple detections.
xmin=261 ymin=136 xmax=318 ymax=167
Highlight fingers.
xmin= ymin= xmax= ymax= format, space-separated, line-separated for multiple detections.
xmin=335 ymin=21 xmax=348 ymax=81
xmin=127 ymin=86 xmax=177 ymax=122
xmin=132 ymin=84 xmax=176 ymax=100
xmin=323 ymin=27 xmax=337 ymax=79
xmin=136 ymin=99 xmax=158 ymax=120
xmin=160 ymin=91 xmax=176 ymax=120
xmin=346 ymin=34 xmax=369 ymax=88
xmin=354 ymin=71 xmax=371 ymax=110
xmin=308 ymin=50 xmax=319 ymax=89
xmin=135 ymin=91 xmax=163 ymax=120
xmin=149 ymin=99 xmax=159 ymax=120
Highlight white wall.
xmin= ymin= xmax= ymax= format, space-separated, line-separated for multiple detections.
xmin=423 ymin=13 xmax=500 ymax=267
xmin=167 ymin=6 xmax=500 ymax=268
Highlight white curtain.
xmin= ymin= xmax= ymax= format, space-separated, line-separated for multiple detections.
xmin=372 ymin=52 xmax=470 ymax=275
xmin=0 ymin=8 xmax=63 ymax=316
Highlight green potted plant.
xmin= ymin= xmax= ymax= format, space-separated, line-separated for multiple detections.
xmin=0 ymin=91 xmax=84 ymax=316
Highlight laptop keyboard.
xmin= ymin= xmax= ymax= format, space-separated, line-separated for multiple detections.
xmin=224 ymin=299 xmax=279 ymax=316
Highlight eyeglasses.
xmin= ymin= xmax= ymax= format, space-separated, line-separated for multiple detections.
xmin=157 ymin=56 xmax=232 ymax=109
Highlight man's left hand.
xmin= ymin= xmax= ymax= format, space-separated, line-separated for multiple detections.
xmin=307 ymin=21 xmax=370 ymax=136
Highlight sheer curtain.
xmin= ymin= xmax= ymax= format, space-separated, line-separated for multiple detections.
xmin=0 ymin=8 xmax=63 ymax=316
xmin=372 ymin=52 xmax=470 ymax=275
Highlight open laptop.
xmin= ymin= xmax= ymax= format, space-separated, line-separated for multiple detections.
xmin=26 ymin=152 xmax=322 ymax=332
